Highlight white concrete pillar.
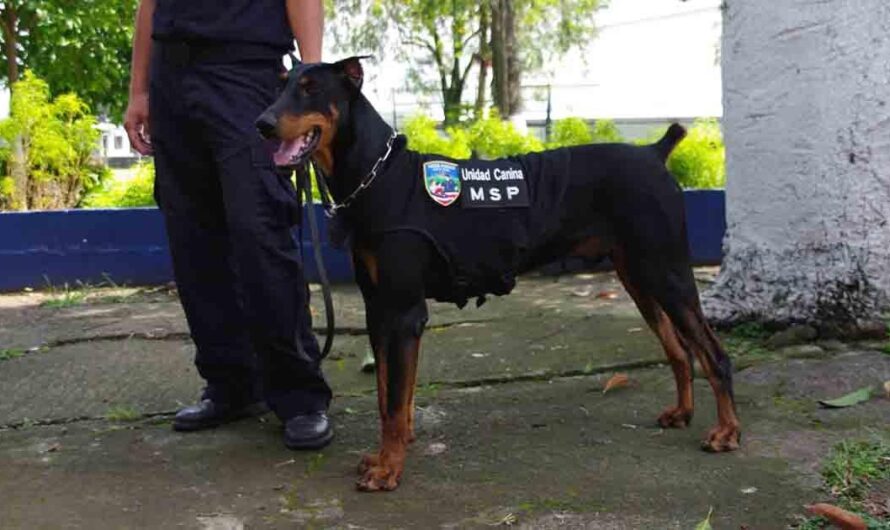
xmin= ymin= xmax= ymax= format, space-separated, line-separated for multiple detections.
xmin=705 ymin=0 xmax=890 ymax=335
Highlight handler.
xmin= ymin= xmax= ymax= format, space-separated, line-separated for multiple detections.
xmin=123 ymin=0 xmax=333 ymax=449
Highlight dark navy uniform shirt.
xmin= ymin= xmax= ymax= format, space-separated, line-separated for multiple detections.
xmin=153 ymin=0 xmax=294 ymax=52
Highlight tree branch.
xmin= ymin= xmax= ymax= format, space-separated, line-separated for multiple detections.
xmin=402 ymin=38 xmax=437 ymax=55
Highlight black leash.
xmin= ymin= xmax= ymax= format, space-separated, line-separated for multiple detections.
xmin=295 ymin=164 xmax=336 ymax=360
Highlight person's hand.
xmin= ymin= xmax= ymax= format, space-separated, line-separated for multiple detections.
xmin=124 ymin=92 xmax=153 ymax=155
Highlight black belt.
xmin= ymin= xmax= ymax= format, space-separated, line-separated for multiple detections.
xmin=153 ymin=39 xmax=287 ymax=64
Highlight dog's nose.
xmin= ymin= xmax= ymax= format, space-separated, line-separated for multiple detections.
xmin=255 ymin=112 xmax=278 ymax=139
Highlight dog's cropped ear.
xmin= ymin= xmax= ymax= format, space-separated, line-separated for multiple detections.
xmin=334 ymin=55 xmax=372 ymax=90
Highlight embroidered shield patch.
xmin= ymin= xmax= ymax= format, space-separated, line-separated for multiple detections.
xmin=423 ymin=161 xmax=461 ymax=207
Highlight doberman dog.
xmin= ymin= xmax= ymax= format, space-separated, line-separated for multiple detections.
xmin=256 ymin=57 xmax=741 ymax=492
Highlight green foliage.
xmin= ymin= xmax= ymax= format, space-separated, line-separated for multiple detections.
xmin=591 ymin=119 xmax=624 ymax=143
xmin=2 ymin=0 xmax=138 ymax=120
xmin=105 ymin=405 xmax=141 ymax=422
xmin=82 ymin=162 xmax=156 ymax=208
xmin=326 ymin=0 xmax=601 ymax=124
xmin=730 ymin=321 xmax=770 ymax=340
xmin=515 ymin=0 xmax=602 ymax=71
xmin=0 ymin=348 xmax=26 ymax=361
xmin=795 ymin=439 xmax=890 ymax=529
xmin=822 ymin=440 xmax=890 ymax=501
xmin=404 ymin=114 xmax=725 ymax=190
xmin=41 ymin=281 xmax=91 ymax=308
xmin=547 ymin=118 xmax=624 ymax=149
xmin=666 ymin=119 xmax=725 ymax=189
xmin=404 ymin=115 xmax=471 ymax=159
xmin=404 ymin=112 xmax=543 ymax=160
xmin=548 ymin=117 xmax=593 ymax=148
xmin=0 ymin=175 xmax=13 ymax=208
xmin=693 ymin=507 xmax=714 ymax=530
xmin=0 ymin=72 xmax=105 ymax=211
xmin=466 ymin=112 xmax=544 ymax=158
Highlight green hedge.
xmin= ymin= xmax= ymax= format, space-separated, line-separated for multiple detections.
xmin=665 ymin=119 xmax=725 ymax=189
xmin=406 ymin=114 xmax=725 ymax=189
xmin=82 ymin=161 xmax=155 ymax=208
xmin=83 ymin=116 xmax=726 ymax=208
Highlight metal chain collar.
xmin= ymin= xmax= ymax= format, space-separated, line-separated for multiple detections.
xmin=324 ymin=129 xmax=398 ymax=217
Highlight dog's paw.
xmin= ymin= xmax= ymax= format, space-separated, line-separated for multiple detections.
xmin=356 ymin=463 xmax=402 ymax=492
xmin=357 ymin=453 xmax=380 ymax=475
xmin=657 ymin=406 xmax=693 ymax=428
xmin=701 ymin=424 xmax=741 ymax=452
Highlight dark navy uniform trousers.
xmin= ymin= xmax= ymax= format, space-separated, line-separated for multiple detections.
xmin=149 ymin=41 xmax=331 ymax=419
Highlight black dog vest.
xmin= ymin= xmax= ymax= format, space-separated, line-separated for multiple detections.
xmin=348 ymin=137 xmax=585 ymax=308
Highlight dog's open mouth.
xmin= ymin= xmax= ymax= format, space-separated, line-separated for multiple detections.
xmin=274 ymin=126 xmax=322 ymax=167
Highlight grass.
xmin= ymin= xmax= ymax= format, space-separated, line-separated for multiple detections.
xmin=822 ymin=440 xmax=890 ymax=500
xmin=415 ymin=382 xmax=442 ymax=398
xmin=0 ymin=348 xmax=26 ymax=361
xmin=795 ymin=439 xmax=890 ymax=529
xmin=305 ymin=453 xmax=326 ymax=476
xmin=41 ymin=281 xmax=90 ymax=308
xmin=729 ymin=321 xmax=771 ymax=340
xmin=39 ymin=276 xmax=140 ymax=308
xmin=105 ymin=405 xmax=141 ymax=422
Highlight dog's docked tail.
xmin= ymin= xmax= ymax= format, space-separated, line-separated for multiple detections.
xmin=653 ymin=123 xmax=687 ymax=162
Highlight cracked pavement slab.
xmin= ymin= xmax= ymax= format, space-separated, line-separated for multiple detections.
xmin=1 ymin=271 xmax=888 ymax=528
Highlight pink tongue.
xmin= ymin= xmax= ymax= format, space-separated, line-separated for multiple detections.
xmin=273 ymin=137 xmax=307 ymax=166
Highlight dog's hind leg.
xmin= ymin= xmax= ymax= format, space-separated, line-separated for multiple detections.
xmin=607 ymin=160 xmax=739 ymax=451
xmin=668 ymin=301 xmax=740 ymax=452
xmin=643 ymin=266 xmax=741 ymax=452
xmin=355 ymin=234 xmax=430 ymax=492
xmin=613 ymin=247 xmax=694 ymax=428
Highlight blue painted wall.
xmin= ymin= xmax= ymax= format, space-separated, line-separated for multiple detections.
xmin=0 ymin=192 xmax=725 ymax=292
xmin=683 ymin=189 xmax=726 ymax=266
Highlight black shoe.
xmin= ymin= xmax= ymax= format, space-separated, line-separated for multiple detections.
xmin=172 ymin=398 xmax=268 ymax=432
xmin=284 ymin=412 xmax=333 ymax=450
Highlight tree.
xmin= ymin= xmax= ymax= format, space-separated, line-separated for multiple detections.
xmin=0 ymin=72 xmax=105 ymax=210
xmin=325 ymin=0 xmax=483 ymax=126
xmin=325 ymin=0 xmax=601 ymax=124
xmin=704 ymin=0 xmax=890 ymax=336
xmin=0 ymin=0 xmax=137 ymax=120
xmin=491 ymin=0 xmax=601 ymax=117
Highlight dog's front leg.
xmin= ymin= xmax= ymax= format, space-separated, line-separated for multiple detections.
xmin=357 ymin=284 xmax=428 ymax=492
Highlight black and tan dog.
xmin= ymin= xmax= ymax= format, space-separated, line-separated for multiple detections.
xmin=256 ymin=57 xmax=741 ymax=492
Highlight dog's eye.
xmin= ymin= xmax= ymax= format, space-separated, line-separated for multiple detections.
xmin=299 ymin=78 xmax=319 ymax=96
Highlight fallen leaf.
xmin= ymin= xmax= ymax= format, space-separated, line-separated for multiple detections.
xmin=884 ymin=380 xmax=890 ymax=399
xmin=603 ymin=373 xmax=630 ymax=394
xmin=818 ymin=387 xmax=872 ymax=408
xmin=805 ymin=503 xmax=866 ymax=530
xmin=596 ymin=291 xmax=619 ymax=300
xmin=694 ymin=507 xmax=713 ymax=530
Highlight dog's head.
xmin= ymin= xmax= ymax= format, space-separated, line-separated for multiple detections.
xmin=255 ymin=56 xmax=367 ymax=175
